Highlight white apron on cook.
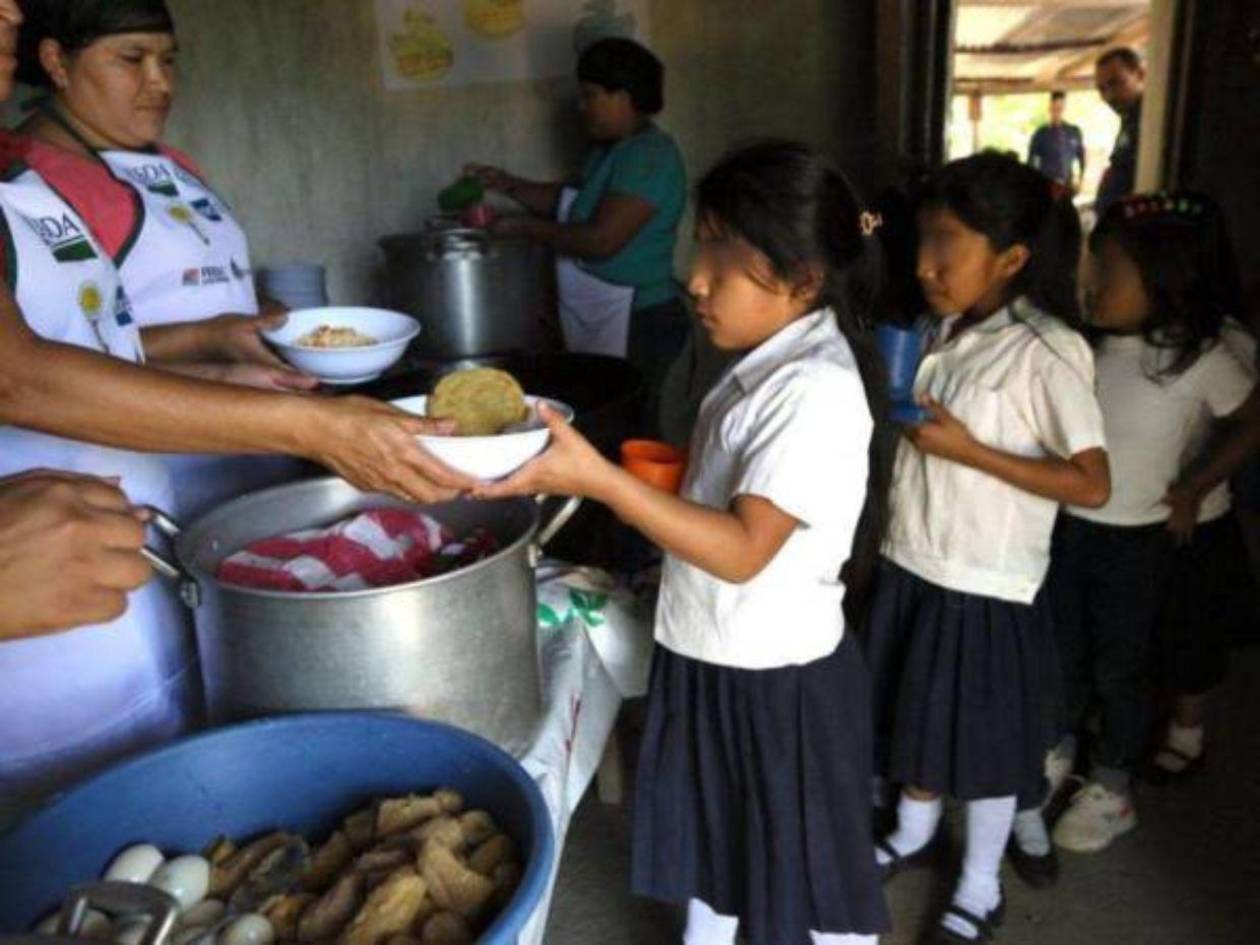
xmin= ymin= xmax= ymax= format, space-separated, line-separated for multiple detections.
xmin=99 ymin=149 xmax=304 ymax=519
xmin=0 ymin=169 xmax=200 ymax=810
xmin=99 ymin=149 xmax=258 ymax=328
xmin=555 ymin=187 xmax=636 ymax=358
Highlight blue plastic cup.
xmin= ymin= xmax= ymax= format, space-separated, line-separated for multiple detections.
xmin=876 ymin=324 xmax=929 ymax=424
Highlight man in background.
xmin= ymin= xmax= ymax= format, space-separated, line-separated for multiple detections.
xmin=1028 ymin=90 xmax=1086 ymax=192
xmin=1095 ymin=47 xmax=1146 ymax=213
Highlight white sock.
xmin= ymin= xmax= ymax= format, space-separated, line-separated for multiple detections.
xmin=1011 ymin=808 xmax=1051 ymax=856
xmin=941 ymin=796 xmax=1014 ymax=939
xmin=1168 ymin=722 xmax=1204 ymax=757
xmin=875 ymin=793 xmax=942 ymax=865
xmin=810 ymin=934 xmax=877 ymax=945
xmin=684 ymin=898 xmax=738 ymax=945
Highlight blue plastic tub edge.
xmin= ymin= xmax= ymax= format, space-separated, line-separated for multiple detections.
xmin=0 ymin=712 xmax=554 ymax=943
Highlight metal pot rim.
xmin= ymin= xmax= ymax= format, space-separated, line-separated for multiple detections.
xmin=170 ymin=487 xmax=545 ymax=602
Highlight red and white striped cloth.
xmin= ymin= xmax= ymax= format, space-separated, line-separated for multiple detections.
xmin=216 ymin=508 xmax=498 ymax=593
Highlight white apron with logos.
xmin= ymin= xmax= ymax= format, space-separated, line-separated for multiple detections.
xmin=99 ymin=149 xmax=303 ymax=519
xmin=0 ymin=169 xmax=200 ymax=811
xmin=555 ymin=187 xmax=636 ymax=358
xmin=99 ymin=149 xmax=258 ymax=328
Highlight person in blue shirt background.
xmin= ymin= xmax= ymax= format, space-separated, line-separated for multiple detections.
xmin=1028 ymin=90 xmax=1085 ymax=192
xmin=467 ymin=38 xmax=688 ymax=437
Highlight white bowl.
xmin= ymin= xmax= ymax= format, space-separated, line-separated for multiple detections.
xmin=392 ymin=394 xmax=575 ymax=480
xmin=264 ymin=306 xmax=420 ymax=384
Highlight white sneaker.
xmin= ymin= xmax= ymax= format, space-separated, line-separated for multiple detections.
xmin=1052 ymin=782 xmax=1138 ymax=853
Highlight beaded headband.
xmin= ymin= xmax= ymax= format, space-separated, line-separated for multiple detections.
xmin=1119 ymin=193 xmax=1207 ymax=221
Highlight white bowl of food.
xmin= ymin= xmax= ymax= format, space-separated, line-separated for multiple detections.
xmin=264 ymin=306 xmax=420 ymax=384
xmin=392 ymin=393 xmax=575 ymax=480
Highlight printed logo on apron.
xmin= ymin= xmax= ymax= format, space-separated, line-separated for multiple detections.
xmin=191 ymin=197 xmax=223 ymax=222
xmin=19 ymin=211 xmax=98 ymax=262
xmin=121 ymin=161 xmax=180 ymax=198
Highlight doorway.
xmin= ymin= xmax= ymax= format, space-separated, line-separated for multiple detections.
xmin=947 ymin=1 xmax=1156 ymax=221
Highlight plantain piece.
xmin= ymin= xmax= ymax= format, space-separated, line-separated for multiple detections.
xmin=490 ymin=862 xmax=522 ymax=909
xmin=299 ymin=872 xmax=365 ymax=943
xmin=456 ymin=812 xmax=497 ymax=849
xmin=468 ymin=835 xmax=516 ymax=877
xmin=265 ymin=892 xmax=316 ymax=941
xmin=337 ymin=869 xmax=428 ymax=945
xmin=343 ymin=809 xmax=377 ymax=852
xmin=418 ymin=912 xmax=472 ymax=945
xmin=302 ymin=831 xmax=356 ymax=894
xmin=409 ymin=893 xmax=440 ymax=934
xmin=210 ymin=832 xmax=293 ymax=899
xmin=409 ymin=817 xmax=464 ymax=852
xmin=354 ymin=847 xmax=413 ymax=875
xmin=417 ymin=842 xmax=494 ymax=920
xmin=376 ymin=790 xmax=462 ymax=838
xmin=376 ymin=796 xmax=446 ymax=838
xmin=203 ymin=836 xmax=237 ymax=866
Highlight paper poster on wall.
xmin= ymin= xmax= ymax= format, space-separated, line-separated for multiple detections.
xmin=375 ymin=0 xmax=652 ymax=91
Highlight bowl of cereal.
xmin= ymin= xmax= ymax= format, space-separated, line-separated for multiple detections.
xmin=264 ymin=306 xmax=421 ymax=384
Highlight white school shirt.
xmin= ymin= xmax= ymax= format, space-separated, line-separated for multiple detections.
xmin=655 ymin=308 xmax=873 ymax=669
xmin=1068 ymin=324 xmax=1256 ymax=527
xmin=883 ymin=297 xmax=1107 ymax=604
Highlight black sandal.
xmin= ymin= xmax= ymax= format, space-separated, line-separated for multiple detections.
xmin=1144 ymin=745 xmax=1206 ymax=785
xmin=877 ymin=827 xmax=946 ymax=883
xmin=925 ymin=895 xmax=1006 ymax=944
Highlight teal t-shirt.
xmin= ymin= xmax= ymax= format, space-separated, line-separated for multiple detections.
xmin=570 ymin=125 xmax=686 ymax=310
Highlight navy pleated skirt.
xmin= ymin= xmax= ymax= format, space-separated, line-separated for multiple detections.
xmin=631 ymin=634 xmax=890 ymax=945
xmin=863 ymin=559 xmax=1059 ymax=800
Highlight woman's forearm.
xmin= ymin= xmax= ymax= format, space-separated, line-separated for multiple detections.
xmin=140 ymin=321 xmax=216 ymax=362
xmin=506 ymin=178 xmax=563 ymax=218
xmin=0 ymin=325 xmax=318 ymax=458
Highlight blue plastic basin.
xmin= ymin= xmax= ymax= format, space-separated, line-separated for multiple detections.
xmin=0 ymin=713 xmax=553 ymax=941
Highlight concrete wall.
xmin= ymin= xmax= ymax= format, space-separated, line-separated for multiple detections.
xmin=148 ymin=0 xmax=876 ymax=303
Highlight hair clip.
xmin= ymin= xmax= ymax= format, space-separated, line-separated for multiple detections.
xmin=859 ymin=211 xmax=884 ymax=237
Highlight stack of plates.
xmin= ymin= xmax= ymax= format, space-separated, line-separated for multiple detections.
xmin=260 ymin=263 xmax=328 ymax=310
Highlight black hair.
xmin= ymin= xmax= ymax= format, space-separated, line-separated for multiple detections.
xmin=17 ymin=0 xmax=175 ymax=88
xmin=920 ymin=151 xmax=1083 ymax=325
xmin=1097 ymin=46 xmax=1142 ymax=72
xmin=695 ymin=139 xmax=893 ymax=624
xmin=1090 ymin=192 xmax=1244 ymax=378
xmin=1050 ymin=89 xmax=1067 ymax=102
xmin=576 ymin=38 xmax=664 ymax=115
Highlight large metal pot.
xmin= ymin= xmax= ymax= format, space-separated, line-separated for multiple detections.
xmin=379 ymin=224 xmax=558 ymax=360
xmin=144 ymin=478 xmax=579 ymax=754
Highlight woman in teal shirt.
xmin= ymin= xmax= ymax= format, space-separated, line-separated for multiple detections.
xmin=467 ymin=38 xmax=687 ymax=434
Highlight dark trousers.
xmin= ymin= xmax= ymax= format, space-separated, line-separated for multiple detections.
xmin=626 ymin=296 xmax=691 ymax=440
xmin=1048 ymin=515 xmax=1173 ymax=781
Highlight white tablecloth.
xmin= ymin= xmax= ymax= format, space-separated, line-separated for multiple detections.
xmin=516 ymin=563 xmax=654 ymax=945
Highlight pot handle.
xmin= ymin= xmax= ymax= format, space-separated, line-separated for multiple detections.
xmin=532 ymin=494 xmax=582 ymax=559
xmin=60 ymin=882 xmax=180 ymax=945
xmin=141 ymin=508 xmax=202 ymax=609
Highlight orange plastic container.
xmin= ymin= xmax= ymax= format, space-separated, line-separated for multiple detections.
xmin=620 ymin=439 xmax=687 ymax=494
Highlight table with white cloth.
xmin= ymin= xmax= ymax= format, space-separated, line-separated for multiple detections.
xmin=514 ymin=561 xmax=655 ymax=945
